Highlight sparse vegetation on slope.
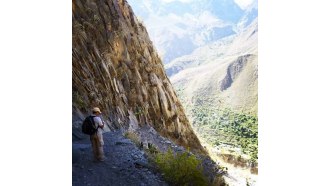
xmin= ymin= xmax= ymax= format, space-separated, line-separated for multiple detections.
xmin=192 ymin=106 xmax=258 ymax=163
xmin=123 ymin=127 xmax=228 ymax=186
xmin=123 ymin=130 xmax=209 ymax=185
xmin=176 ymin=83 xmax=258 ymax=163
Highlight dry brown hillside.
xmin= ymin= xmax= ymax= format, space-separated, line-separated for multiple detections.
xmin=168 ymin=19 xmax=258 ymax=114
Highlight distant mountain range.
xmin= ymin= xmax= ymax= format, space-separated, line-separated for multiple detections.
xmin=168 ymin=18 xmax=258 ymax=114
xmin=127 ymin=0 xmax=258 ymax=64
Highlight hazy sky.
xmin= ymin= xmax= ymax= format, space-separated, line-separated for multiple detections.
xmin=160 ymin=0 xmax=193 ymax=3
xmin=158 ymin=0 xmax=255 ymax=10
xmin=233 ymin=0 xmax=254 ymax=9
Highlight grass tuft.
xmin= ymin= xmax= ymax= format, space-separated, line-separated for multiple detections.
xmin=124 ymin=131 xmax=140 ymax=146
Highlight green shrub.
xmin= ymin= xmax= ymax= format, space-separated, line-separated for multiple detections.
xmin=155 ymin=149 xmax=208 ymax=186
xmin=146 ymin=143 xmax=159 ymax=154
xmin=72 ymin=91 xmax=87 ymax=109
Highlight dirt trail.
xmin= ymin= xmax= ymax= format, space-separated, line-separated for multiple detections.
xmin=72 ymin=130 xmax=168 ymax=186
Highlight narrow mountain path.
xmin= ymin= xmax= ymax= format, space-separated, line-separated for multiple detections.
xmin=72 ymin=130 xmax=168 ymax=186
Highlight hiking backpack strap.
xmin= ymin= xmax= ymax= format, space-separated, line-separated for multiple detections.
xmin=90 ymin=115 xmax=99 ymax=130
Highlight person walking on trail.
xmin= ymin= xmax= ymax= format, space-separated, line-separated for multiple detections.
xmin=90 ymin=107 xmax=106 ymax=162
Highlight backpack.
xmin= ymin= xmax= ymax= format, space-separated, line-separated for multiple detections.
xmin=82 ymin=116 xmax=98 ymax=135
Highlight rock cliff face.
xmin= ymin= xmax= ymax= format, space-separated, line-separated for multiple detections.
xmin=72 ymin=0 xmax=204 ymax=153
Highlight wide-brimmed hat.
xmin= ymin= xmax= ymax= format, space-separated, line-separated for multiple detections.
xmin=92 ymin=107 xmax=102 ymax=113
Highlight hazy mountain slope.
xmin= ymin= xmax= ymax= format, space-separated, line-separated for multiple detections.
xmin=127 ymin=0 xmax=254 ymax=64
xmin=72 ymin=0 xmax=204 ymax=153
xmin=165 ymin=35 xmax=235 ymax=77
xmin=166 ymin=18 xmax=257 ymax=76
xmin=168 ymin=18 xmax=258 ymax=114
xmin=226 ymin=18 xmax=258 ymax=57
xmin=218 ymin=54 xmax=258 ymax=113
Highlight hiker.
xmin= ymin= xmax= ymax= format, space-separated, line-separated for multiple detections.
xmin=90 ymin=107 xmax=106 ymax=162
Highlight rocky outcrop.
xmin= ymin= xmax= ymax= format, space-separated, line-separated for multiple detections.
xmin=72 ymin=0 xmax=204 ymax=153
xmin=219 ymin=54 xmax=252 ymax=91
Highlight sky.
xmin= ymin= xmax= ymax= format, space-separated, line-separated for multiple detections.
xmin=233 ymin=0 xmax=254 ymax=9
xmin=160 ymin=0 xmax=193 ymax=3
xmin=158 ymin=0 xmax=255 ymax=10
